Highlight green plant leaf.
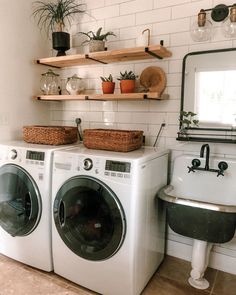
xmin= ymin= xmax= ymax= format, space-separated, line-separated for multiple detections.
xmin=32 ymin=0 xmax=85 ymax=37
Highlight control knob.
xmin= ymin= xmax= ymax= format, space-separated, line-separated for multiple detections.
xmin=9 ymin=149 xmax=17 ymax=160
xmin=83 ymin=158 xmax=93 ymax=170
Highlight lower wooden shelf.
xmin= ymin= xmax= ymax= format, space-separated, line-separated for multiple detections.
xmin=34 ymin=92 xmax=169 ymax=101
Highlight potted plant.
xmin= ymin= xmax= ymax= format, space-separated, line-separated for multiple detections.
xmin=100 ymin=74 xmax=115 ymax=94
xmin=32 ymin=0 xmax=85 ymax=56
xmin=179 ymin=111 xmax=199 ymax=137
xmin=117 ymin=71 xmax=138 ymax=93
xmin=79 ymin=27 xmax=116 ymax=52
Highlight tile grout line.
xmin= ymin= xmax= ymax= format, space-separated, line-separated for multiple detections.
xmin=210 ymin=270 xmax=219 ymax=295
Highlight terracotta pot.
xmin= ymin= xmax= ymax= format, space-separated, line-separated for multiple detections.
xmin=102 ymin=81 xmax=115 ymax=94
xmin=89 ymin=40 xmax=105 ymax=52
xmin=120 ymin=80 xmax=135 ymax=93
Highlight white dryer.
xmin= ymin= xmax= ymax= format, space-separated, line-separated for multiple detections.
xmin=0 ymin=141 xmax=79 ymax=271
xmin=51 ymin=146 xmax=169 ymax=295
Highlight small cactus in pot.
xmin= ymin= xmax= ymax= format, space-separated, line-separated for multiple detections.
xmin=117 ymin=71 xmax=138 ymax=93
xmin=100 ymin=74 xmax=115 ymax=94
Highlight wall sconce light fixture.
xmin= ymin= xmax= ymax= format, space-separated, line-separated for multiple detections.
xmin=191 ymin=4 xmax=236 ymax=42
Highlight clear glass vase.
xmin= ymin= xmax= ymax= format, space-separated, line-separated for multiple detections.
xmin=40 ymin=69 xmax=60 ymax=95
xmin=66 ymin=74 xmax=84 ymax=95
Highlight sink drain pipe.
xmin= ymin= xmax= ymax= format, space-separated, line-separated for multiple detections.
xmin=188 ymin=239 xmax=213 ymax=290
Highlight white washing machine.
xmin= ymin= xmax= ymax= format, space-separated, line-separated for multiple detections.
xmin=51 ymin=146 xmax=168 ymax=295
xmin=0 ymin=141 xmax=79 ymax=271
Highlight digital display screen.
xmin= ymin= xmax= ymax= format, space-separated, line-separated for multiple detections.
xmin=105 ymin=160 xmax=131 ymax=173
xmin=26 ymin=150 xmax=45 ymax=161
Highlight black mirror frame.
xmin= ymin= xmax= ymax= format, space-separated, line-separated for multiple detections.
xmin=177 ymin=47 xmax=236 ymax=144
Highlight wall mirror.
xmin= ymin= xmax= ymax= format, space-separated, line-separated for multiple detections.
xmin=178 ymin=47 xmax=236 ymax=144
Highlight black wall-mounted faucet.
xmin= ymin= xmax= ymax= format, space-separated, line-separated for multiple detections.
xmin=187 ymin=144 xmax=228 ymax=177
xmin=200 ymin=144 xmax=210 ymax=170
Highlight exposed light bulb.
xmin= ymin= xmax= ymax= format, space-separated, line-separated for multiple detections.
xmin=222 ymin=5 xmax=236 ymax=38
xmin=190 ymin=9 xmax=212 ymax=42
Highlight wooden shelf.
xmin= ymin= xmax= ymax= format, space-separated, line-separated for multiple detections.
xmin=36 ymin=45 xmax=172 ymax=68
xmin=34 ymin=92 xmax=169 ymax=101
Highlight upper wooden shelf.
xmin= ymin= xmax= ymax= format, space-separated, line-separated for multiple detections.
xmin=36 ymin=45 xmax=172 ymax=68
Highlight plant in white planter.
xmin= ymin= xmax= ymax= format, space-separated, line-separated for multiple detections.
xmin=79 ymin=27 xmax=116 ymax=52
xmin=32 ymin=0 xmax=85 ymax=56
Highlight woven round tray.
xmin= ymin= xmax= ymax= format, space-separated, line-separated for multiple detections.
xmin=23 ymin=126 xmax=78 ymax=145
xmin=140 ymin=66 xmax=166 ymax=94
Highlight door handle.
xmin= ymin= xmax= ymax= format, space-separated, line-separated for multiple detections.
xmin=59 ymin=201 xmax=66 ymax=228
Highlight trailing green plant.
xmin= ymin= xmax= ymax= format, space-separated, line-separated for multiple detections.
xmin=179 ymin=111 xmax=199 ymax=129
xmin=117 ymin=71 xmax=138 ymax=80
xmin=32 ymin=0 xmax=85 ymax=34
xmin=100 ymin=74 xmax=113 ymax=82
xmin=79 ymin=27 xmax=116 ymax=43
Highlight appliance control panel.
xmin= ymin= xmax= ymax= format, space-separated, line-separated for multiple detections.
xmin=75 ymin=156 xmax=132 ymax=180
xmin=105 ymin=160 xmax=131 ymax=173
xmin=26 ymin=150 xmax=45 ymax=162
xmin=25 ymin=150 xmax=45 ymax=166
xmin=9 ymin=149 xmax=17 ymax=160
xmin=83 ymin=158 xmax=93 ymax=170
xmin=0 ymin=147 xmax=46 ymax=169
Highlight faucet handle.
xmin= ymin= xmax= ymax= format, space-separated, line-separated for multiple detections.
xmin=192 ymin=158 xmax=201 ymax=168
xmin=218 ymin=161 xmax=228 ymax=171
xmin=217 ymin=161 xmax=228 ymax=177
xmin=187 ymin=166 xmax=196 ymax=173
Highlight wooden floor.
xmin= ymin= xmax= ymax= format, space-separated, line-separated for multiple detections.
xmin=0 ymin=254 xmax=235 ymax=295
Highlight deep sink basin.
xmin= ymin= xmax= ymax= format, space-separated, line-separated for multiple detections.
xmin=158 ymin=152 xmax=236 ymax=290
xmin=159 ymin=154 xmax=236 ymax=243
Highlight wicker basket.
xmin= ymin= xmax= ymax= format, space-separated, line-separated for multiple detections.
xmin=23 ymin=126 xmax=78 ymax=145
xmin=83 ymin=129 xmax=143 ymax=152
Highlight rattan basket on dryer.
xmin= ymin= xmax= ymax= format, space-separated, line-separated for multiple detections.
xmin=83 ymin=129 xmax=143 ymax=152
xmin=23 ymin=125 xmax=78 ymax=145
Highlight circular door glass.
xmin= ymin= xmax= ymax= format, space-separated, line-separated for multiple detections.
xmin=0 ymin=164 xmax=41 ymax=237
xmin=53 ymin=176 xmax=126 ymax=261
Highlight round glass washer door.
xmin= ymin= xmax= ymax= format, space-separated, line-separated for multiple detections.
xmin=53 ymin=176 xmax=126 ymax=261
xmin=0 ymin=164 xmax=41 ymax=237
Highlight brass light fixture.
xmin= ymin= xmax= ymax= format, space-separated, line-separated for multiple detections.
xmin=191 ymin=4 xmax=236 ymax=42
xmin=191 ymin=9 xmax=212 ymax=41
xmin=222 ymin=4 xmax=236 ymax=38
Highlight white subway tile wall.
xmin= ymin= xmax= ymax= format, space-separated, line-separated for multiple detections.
xmin=49 ymin=0 xmax=236 ymax=274
xmin=50 ymin=0 xmax=236 ymax=149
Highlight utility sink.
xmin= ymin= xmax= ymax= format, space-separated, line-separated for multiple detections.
xmin=158 ymin=144 xmax=236 ymax=290
xmin=159 ymin=152 xmax=236 ymax=242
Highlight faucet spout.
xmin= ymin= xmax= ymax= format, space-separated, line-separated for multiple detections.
xmin=200 ymin=144 xmax=210 ymax=170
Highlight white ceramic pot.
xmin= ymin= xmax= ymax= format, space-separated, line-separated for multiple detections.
xmin=89 ymin=40 xmax=105 ymax=52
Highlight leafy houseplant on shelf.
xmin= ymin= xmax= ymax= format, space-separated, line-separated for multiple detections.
xmin=32 ymin=0 xmax=85 ymax=56
xmin=79 ymin=27 xmax=116 ymax=52
xmin=179 ymin=111 xmax=199 ymax=137
xmin=117 ymin=71 xmax=138 ymax=93
xmin=100 ymin=74 xmax=115 ymax=94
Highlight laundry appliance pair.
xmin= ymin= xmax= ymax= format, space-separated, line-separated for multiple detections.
xmin=0 ymin=141 xmax=79 ymax=271
xmin=51 ymin=145 xmax=169 ymax=295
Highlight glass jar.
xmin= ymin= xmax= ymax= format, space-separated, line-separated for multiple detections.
xmin=40 ymin=69 xmax=60 ymax=95
xmin=66 ymin=74 xmax=84 ymax=95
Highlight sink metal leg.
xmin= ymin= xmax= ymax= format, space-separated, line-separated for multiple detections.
xmin=188 ymin=239 xmax=213 ymax=290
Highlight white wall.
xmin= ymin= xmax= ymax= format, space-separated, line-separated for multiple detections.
xmin=0 ymin=0 xmax=50 ymax=141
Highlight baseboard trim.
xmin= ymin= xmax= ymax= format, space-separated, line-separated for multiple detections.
xmin=166 ymin=239 xmax=236 ymax=275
